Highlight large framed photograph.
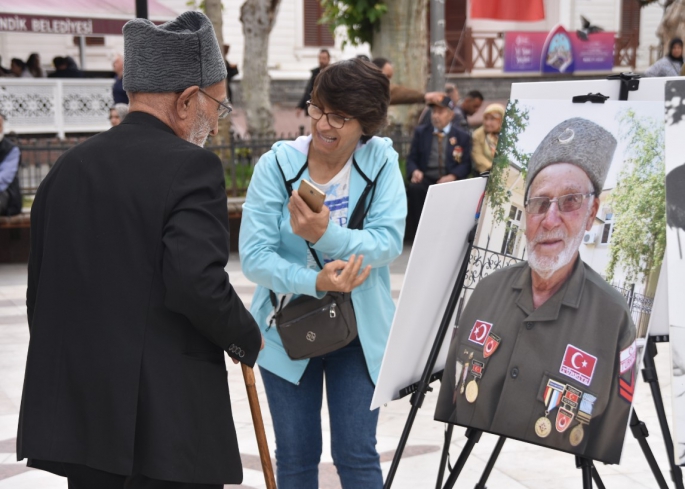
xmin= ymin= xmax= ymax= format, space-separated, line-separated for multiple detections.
xmin=434 ymin=99 xmax=665 ymax=464
xmin=665 ymin=80 xmax=685 ymax=466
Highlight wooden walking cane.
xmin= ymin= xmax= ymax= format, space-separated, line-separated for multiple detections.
xmin=241 ymin=364 xmax=277 ymax=489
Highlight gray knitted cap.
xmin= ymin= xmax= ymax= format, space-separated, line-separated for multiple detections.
xmin=122 ymin=11 xmax=227 ymax=93
xmin=526 ymin=117 xmax=617 ymax=197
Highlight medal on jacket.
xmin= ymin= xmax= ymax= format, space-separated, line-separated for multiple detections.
xmin=556 ymin=384 xmax=582 ymax=433
xmin=570 ymin=392 xmax=596 ymax=446
xmin=535 ymin=379 xmax=564 ymax=438
xmin=483 ymin=333 xmax=501 ymax=358
xmin=465 ymin=360 xmax=484 ymax=403
xmin=459 ymin=350 xmax=473 ymax=395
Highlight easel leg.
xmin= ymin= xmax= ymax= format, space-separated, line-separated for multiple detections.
xmin=642 ymin=337 xmax=685 ymax=489
xmin=473 ymin=437 xmax=506 ymax=489
xmin=576 ymin=457 xmax=594 ymax=489
xmin=435 ymin=424 xmax=454 ymax=489
xmin=591 ymin=463 xmax=606 ymax=489
xmin=630 ymin=410 xmax=669 ymax=488
xmin=442 ymin=429 xmax=482 ymax=489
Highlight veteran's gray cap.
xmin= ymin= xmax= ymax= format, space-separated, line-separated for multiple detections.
xmin=526 ymin=117 xmax=617 ymax=197
xmin=122 ymin=11 xmax=227 ymax=93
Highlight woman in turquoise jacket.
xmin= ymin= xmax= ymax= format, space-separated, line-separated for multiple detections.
xmin=240 ymin=59 xmax=406 ymax=489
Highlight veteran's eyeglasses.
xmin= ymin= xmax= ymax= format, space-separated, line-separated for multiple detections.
xmin=199 ymin=89 xmax=233 ymax=119
xmin=525 ymin=192 xmax=594 ymax=215
xmin=306 ymin=101 xmax=354 ymax=129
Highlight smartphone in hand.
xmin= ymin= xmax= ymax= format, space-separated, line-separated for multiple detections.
xmin=298 ymin=180 xmax=326 ymax=213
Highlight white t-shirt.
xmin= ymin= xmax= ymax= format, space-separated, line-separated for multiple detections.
xmin=306 ymin=156 xmax=353 ymax=268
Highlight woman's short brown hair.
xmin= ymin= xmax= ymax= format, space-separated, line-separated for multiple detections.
xmin=310 ymin=58 xmax=390 ymax=141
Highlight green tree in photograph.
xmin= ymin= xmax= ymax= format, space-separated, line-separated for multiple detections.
xmin=606 ymin=109 xmax=666 ymax=285
xmin=487 ymin=99 xmax=530 ymax=224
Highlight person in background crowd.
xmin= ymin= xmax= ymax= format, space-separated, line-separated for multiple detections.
xmin=109 ymin=103 xmax=129 ymax=127
xmin=471 ymin=103 xmax=505 ymax=175
xmin=445 ymin=83 xmax=460 ymax=107
xmin=371 ymin=57 xmax=443 ymax=105
xmin=405 ymin=95 xmax=472 ymax=241
xmin=224 ymin=45 xmax=239 ymax=102
xmin=26 ymin=53 xmax=46 ymax=78
xmin=49 ymin=56 xmax=82 ymax=78
xmin=0 ymin=57 xmax=10 ymax=76
xmin=112 ymin=54 xmax=128 ymax=104
xmin=453 ymin=90 xmax=484 ymax=132
xmin=646 ymin=38 xmax=683 ymax=77
xmin=0 ymin=112 xmax=22 ymax=217
xmin=18 ymin=11 xmax=262 ymax=488
xmin=240 ymin=58 xmax=405 ymax=489
xmin=296 ymin=49 xmax=331 ymax=116
xmin=10 ymin=58 xmax=31 ymax=78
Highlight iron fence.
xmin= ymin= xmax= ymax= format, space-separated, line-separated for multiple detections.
xmin=12 ymin=125 xmax=414 ymax=197
xmin=463 ymin=245 xmax=653 ymax=332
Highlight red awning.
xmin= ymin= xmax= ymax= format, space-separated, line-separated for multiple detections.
xmin=471 ymin=0 xmax=545 ymax=22
xmin=0 ymin=0 xmax=177 ymax=36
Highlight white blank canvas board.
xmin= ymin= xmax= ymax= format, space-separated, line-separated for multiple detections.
xmin=371 ymin=177 xmax=487 ymax=410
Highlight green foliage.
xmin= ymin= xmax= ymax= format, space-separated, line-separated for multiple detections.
xmin=487 ymin=100 xmax=531 ymax=223
xmin=186 ymin=0 xmax=205 ymax=11
xmin=606 ymin=109 xmax=666 ymax=284
xmin=319 ymin=0 xmax=388 ymax=48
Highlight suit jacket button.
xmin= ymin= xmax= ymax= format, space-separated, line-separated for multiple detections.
xmin=510 ymin=367 xmax=519 ymax=379
xmin=525 ymin=322 xmax=534 ymax=330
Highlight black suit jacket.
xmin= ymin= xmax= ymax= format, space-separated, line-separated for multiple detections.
xmin=406 ymin=123 xmax=472 ymax=180
xmin=297 ymin=66 xmax=321 ymax=110
xmin=18 ymin=112 xmax=262 ymax=484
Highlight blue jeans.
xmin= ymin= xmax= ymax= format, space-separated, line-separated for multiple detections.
xmin=259 ymin=338 xmax=383 ymax=489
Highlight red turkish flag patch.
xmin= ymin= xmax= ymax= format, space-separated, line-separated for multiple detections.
xmin=468 ymin=320 xmax=492 ymax=346
xmin=559 ymin=345 xmax=597 ymax=387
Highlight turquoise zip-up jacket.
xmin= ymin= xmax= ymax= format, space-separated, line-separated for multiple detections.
xmin=239 ymin=135 xmax=407 ymax=384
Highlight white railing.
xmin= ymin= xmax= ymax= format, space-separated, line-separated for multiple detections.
xmin=0 ymin=78 xmax=113 ymax=138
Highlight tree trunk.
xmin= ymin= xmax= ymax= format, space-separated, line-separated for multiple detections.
xmin=657 ymin=0 xmax=685 ymax=47
xmin=240 ymin=0 xmax=281 ymax=135
xmin=204 ymin=0 xmax=232 ymax=187
xmin=205 ymin=0 xmax=224 ymax=48
xmin=371 ymin=0 xmax=429 ymax=128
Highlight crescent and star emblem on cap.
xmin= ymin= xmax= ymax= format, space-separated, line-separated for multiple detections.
xmin=558 ymin=127 xmax=575 ymax=144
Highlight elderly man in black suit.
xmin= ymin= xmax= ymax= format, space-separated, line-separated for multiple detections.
xmin=17 ymin=11 xmax=263 ymax=489
xmin=405 ymin=95 xmax=472 ymax=240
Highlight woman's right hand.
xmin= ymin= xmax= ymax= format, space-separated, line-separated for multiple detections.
xmin=315 ymin=254 xmax=371 ymax=292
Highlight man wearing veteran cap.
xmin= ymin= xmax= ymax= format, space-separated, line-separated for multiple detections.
xmin=405 ymin=94 xmax=472 ymax=240
xmin=18 ymin=11 xmax=262 ymax=488
xmin=435 ymin=118 xmax=637 ymax=463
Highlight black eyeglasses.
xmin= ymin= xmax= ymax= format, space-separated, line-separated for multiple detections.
xmin=306 ymin=101 xmax=354 ymax=129
xmin=199 ymin=89 xmax=233 ymax=119
xmin=525 ymin=192 xmax=594 ymax=215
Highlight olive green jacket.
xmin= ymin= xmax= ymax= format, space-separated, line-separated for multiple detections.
xmin=435 ymin=258 xmax=636 ymax=464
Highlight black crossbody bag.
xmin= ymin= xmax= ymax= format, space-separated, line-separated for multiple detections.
xmin=268 ymin=156 xmax=386 ymax=360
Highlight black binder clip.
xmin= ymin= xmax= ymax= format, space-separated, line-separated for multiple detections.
xmin=607 ymin=72 xmax=642 ymax=101
xmin=572 ymin=93 xmax=609 ymax=104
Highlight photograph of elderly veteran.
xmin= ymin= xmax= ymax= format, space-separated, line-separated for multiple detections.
xmin=435 ymin=118 xmax=638 ymax=464
xmin=240 ymin=58 xmax=406 ymax=489
xmin=17 ymin=12 xmax=263 ymax=489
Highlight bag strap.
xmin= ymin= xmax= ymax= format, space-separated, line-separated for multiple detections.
xmin=269 ymin=153 xmax=388 ymax=305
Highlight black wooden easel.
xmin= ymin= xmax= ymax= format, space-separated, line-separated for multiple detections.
xmin=383 ymin=73 xmax=685 ymax=489
xmin=383 ymin=219 xmax=479 ymax=489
